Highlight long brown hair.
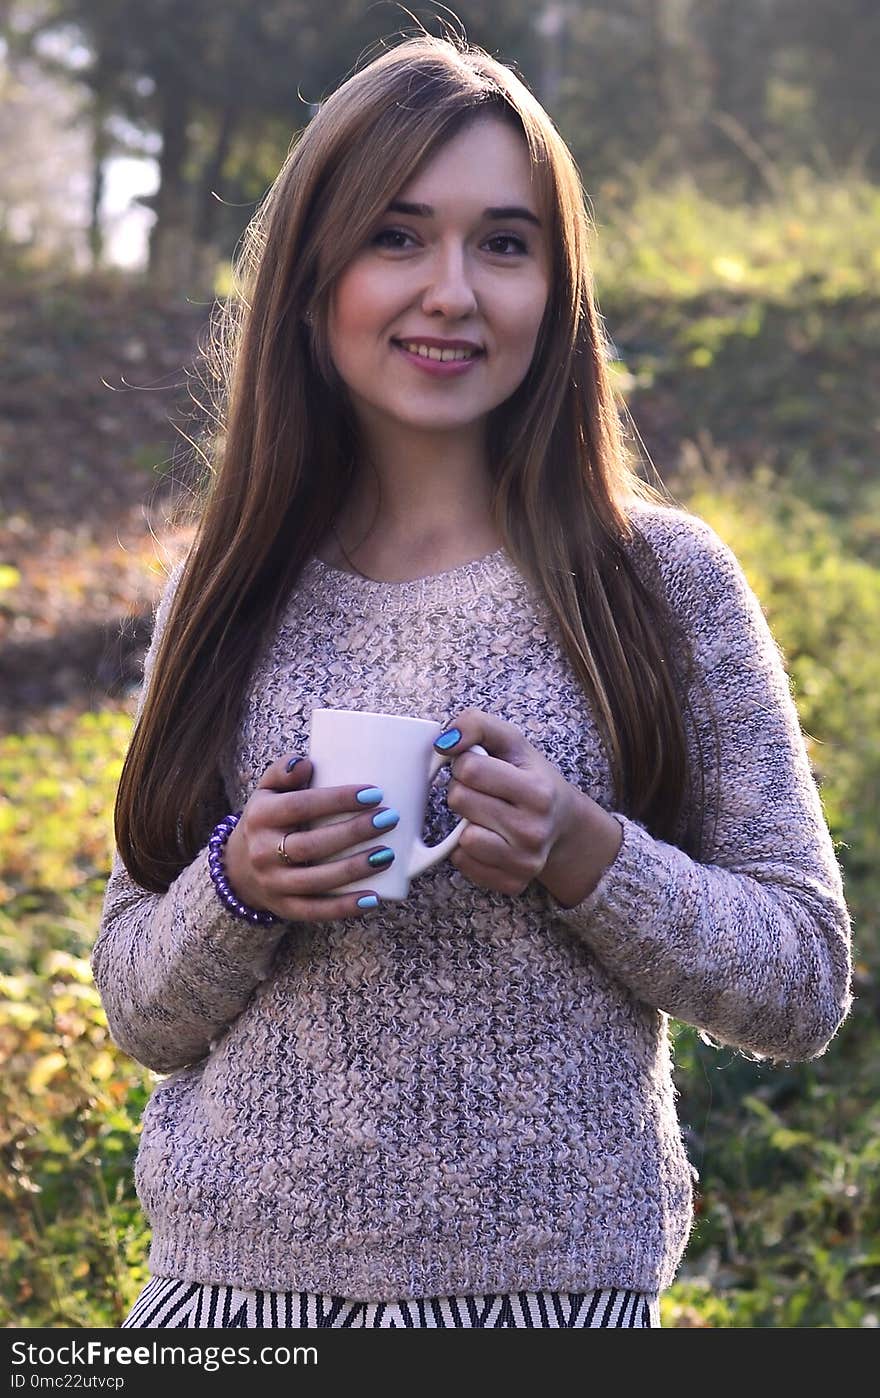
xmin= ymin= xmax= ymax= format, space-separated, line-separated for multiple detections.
xmin=116 ymin=32 xmax=718 ymax=892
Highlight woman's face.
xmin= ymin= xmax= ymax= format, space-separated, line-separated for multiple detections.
xmin=326 ymin=114 xmax=551 ymax=442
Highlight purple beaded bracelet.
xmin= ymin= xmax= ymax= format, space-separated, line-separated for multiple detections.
xmin=207 ymin=812 xmax=280 ymax=926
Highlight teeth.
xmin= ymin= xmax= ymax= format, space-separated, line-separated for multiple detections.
xmin=399 ymin=341 xmax=477 ymax=362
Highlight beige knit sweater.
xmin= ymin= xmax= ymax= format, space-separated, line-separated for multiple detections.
xmin=91 ymin=501 xmax=853 ymax=1299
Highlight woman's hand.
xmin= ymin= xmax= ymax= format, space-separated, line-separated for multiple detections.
xmin=222 ymin=754 xmax=399 ymax=922
xmin=437 ymin=707 xmax=623 ymax=903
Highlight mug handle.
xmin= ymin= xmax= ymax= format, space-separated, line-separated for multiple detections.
xmin=406 ymin=742 xmax=489 ymax=880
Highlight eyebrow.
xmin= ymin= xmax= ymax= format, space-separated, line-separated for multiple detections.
xmin=385 ymin=199 xmax=542 ymax=228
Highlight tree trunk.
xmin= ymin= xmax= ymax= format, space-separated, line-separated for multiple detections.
xmin=88 ymin=96 xmax=109 ymax=271
xmin=148 ymin=78 xmax=193 ymax=294
xmin=647 ymin=0 xmax=682 ymax=170
xmin=189 ymin=99 xmax=239 ymax=294
xmin=87 ymin=48 xmax=118 ymax=271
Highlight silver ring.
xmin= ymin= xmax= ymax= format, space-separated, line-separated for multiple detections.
xmin=277 ymin=832 xmax=295 ymax=866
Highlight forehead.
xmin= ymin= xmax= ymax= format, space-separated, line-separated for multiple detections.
xmin=397 ymin=115 xmax=540 ymax=207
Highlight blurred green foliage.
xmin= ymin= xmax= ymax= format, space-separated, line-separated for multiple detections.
xmin=594 ymin=171 xmax=880 ymax=300
xmin=1 ymin=173 xmax=878 ymax=1328
xmin=0 ymin=715 xmax=153 ymax=1328
xmin=663 ymin=472 xmax=880 ymax=1328
xmin=594 ymin=171 xmax=880 ymax=558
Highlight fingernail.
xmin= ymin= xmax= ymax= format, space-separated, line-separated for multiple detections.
xmin=286 ymin=757 xmax=303 ymax=772
xmin=357 ymin=894 xmax=380 ymax=909
xmin=434 ymin=728 xmax=461 ymax=751
xmin=372 ymin=808 xmax=400 ymax=830
xmin=357 ymin=787 xmax=384 ymax=804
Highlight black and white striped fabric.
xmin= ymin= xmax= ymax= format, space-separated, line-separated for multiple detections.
xmin=122 ymin=1276 xmax=660 ymax=1328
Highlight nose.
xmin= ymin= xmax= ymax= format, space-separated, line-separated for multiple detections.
xmin=419 ymin=240 xmax=479 ymax=321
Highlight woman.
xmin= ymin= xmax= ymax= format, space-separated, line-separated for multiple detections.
xmin=93 ymin=34 xmax=853 ymax=1329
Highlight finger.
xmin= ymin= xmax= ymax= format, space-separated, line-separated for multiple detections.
xmin=256 ymin=753 xmax=314 ymax=792
xmin=279 ymin=844 xmax=386 ymax=896
xmin=279 ymin=807 xmax=396 ymax=866
xmin=456 ymin=825 xmax=513 ymax=868
xmin=255 ymin=755 xmax=387 ymax=826
xmin=453 ymin=844 xmax=529 ymax=895
xmin=268 ymin=843 xmax=386 ymax=918
xmin=275 ymin=887 xmax=383 ymax=922
xmin=448 ymin=785 xmax=517 ymax=846
xmin=262 ymin=783 xmax=389 ymax=835
xmin=447 ymin=750 xmax=531 ymax=804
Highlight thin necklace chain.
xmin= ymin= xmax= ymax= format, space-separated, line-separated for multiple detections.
xmin=329 ymin=518 xmax=505 ymax=583
xmin=329 ymin=519 xmax=382 ymax=582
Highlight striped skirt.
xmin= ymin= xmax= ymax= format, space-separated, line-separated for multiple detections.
xmin=122 ymin=1276 xmax=660 ymax=1328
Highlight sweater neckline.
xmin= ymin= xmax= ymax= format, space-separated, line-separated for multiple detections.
xmin=300 ymin=546 xmax=518 ymax=609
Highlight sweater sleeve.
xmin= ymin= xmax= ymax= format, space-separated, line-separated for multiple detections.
xmin=548 ymin=513 xmax=854 ymax=1064
xmin=90 ymin=561 xmax=290 ymax=1075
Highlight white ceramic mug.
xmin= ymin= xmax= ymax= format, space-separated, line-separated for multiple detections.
xmin=306 ymin=707 xmax=488 ymax=901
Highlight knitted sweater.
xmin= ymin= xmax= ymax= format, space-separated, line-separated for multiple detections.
xmin=91 ymin=501 xmax=853 ymax=1300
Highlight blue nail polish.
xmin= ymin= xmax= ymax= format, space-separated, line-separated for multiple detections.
xmin=357 ymin=787 xmax=384 ymax=804
xmin=372 ymin=808 xmax=400 ymax=830
xmin=434 ymin=728 xmax=461 ymax=751
xmin=357 ymin=894 xmax=379 ymax=909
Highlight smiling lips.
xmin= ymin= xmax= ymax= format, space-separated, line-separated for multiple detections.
xmin=393 ymin=338 xmax=483 ymax=362
xmin=391 ymin=339 xmax=484 ymax=376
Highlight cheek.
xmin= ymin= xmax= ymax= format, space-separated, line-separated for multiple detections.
xmin=327 ymin=267 xmax=393 ymax=391
xmin=329 ymin=264 xmax=423 ymax=400
xmin=328 ymin=266 xmax=377 ymax=345
xmin=330 ymin=258 xmax=410 ymax=342
xmin=496 ymin=279 xmax=549 ymax=357
xmin=493 ymin=313 xmax=546 ymax=387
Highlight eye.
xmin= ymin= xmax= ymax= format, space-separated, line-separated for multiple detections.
xmin=371 ymin=227 xmax=529 ymax=256
xmin=372 ymin=227 xmax=416 ymax=250
xmin=485 ymin=234 xmax=529 ymax=256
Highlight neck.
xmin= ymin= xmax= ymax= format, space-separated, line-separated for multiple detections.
xmin=335 ymin=486 xmax=498 ymax=559
xmin=339 ymin=414 xmax=494 ymax=545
